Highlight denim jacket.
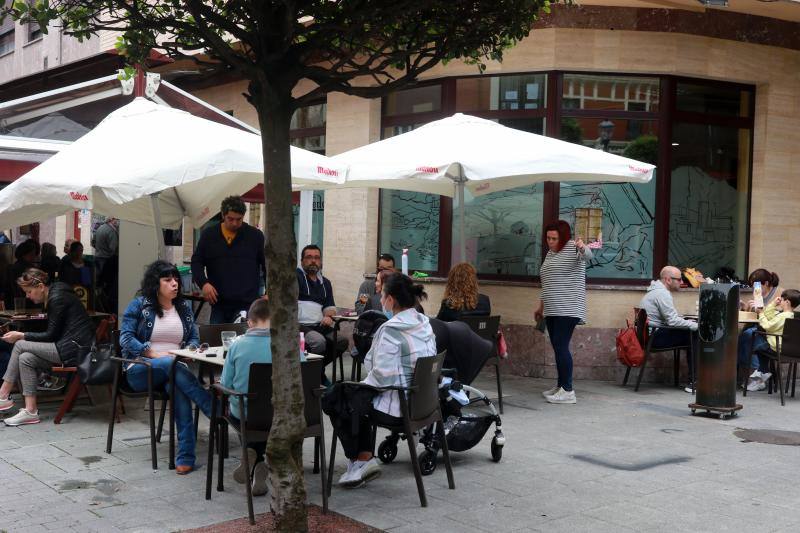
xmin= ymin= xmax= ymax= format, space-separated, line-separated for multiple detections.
xmin=119 ymin=296 xmax=199 ymax=360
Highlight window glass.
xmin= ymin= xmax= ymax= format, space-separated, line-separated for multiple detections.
xmin=293 ymin=191 xmax=325 ymax=252
xmin=559 ymin=118 xmax=658 ymax=279
xmin=456 ymin=74 xmax=546 ymax=112
xmin=290 ymin=103 xmax=326 ymax=129
xmin=379 ymin=190 xmax=440 ymax=272
xmin=676 ymin=83 xmax=750 ymax=117
xmin=668 ymin=123 xmax=749 ymax=279
xmin=384 ymin=85 xmax=441 ymax=117
xmin=457 ymin=185 xmax=543 ymax=276
xmin=562 ymin=74 xmax=660 ymax=112
xmin=291 ymin=134 xmax=325 ymax=154
xmin=0 ymin=29 xmax=14 ymax=55
xmin=494 ymin=117 xmax=544 ymax=135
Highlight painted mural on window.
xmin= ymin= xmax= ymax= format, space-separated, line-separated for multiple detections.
xmin=379 ymin=191 xmax=440 ymax=271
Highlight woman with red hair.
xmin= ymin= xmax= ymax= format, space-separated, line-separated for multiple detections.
xmin=535 ymin=220 xmax=592 ymax=404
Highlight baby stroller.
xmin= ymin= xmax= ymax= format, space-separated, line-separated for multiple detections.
xmin=376 ymin=319 xmax=505 ymax=475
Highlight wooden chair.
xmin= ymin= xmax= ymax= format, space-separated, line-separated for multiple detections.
xmin=629 ymin=308 xmax=693 ymax=392
xmin=327 ymin=351 xmax=455 ymax=507
xmin=105 ymin=330 xmax=169 ymax=470
xmin=746 ymin=318 xmax=800 ymax=406
xmin=458 ymin=315 xmax=503 ymax=413
xmin=206 ymin=359 xmax=327 ymax=524
xmin=52 ymin=315 xmax=116 ymax=424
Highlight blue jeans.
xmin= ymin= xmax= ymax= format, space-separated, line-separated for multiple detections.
xmin=545 ymin=316 xmax=580 ymax=392
xmin=125 ymin=357 xmax=212 ymax=467
xmin=210 ymin=303 xmax=249 ymax=325
xmin=737 ymin=327 xmax=772 ymax=372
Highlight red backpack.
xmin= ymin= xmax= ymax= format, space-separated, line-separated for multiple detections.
xmin=616 ymin=318 xmax=644 ymax=367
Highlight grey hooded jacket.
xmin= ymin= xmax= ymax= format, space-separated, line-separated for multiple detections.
xmin=639 ymin=280 xmax=698 ymax=331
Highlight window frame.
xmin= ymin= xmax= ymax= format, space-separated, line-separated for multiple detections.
xmin=378 ymin=72 xmax=755 ymax=284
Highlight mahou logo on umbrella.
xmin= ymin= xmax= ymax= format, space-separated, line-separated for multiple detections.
xmin=69 ymin=192 xmax=89 ymax=201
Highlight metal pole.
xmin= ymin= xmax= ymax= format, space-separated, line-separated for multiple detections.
xmin=458 ymin=180 xmax=466 ymax=263
xmin=149 ymin=193 xmax=167 ymax=260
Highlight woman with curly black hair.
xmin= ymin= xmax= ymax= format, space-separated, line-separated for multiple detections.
xmin=120 ymin=260 xmax=210 ymax=474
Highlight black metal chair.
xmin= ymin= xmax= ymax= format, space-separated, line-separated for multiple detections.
xmin=629 ymin=308 xmax=694 ymax=392
xmin=206 ymin=359 xmax=328 ymax=524
xmin=458 ymin=315 xmax=503 ymax=413
xmin=746 ymin=318 xmax=800 ymax=406
xmin=105 ymin=330 xmax=169 ymax=470
xmin=327 ymin=351 xmax=455 ymax=507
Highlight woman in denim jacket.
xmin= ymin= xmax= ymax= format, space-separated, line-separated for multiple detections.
xmin=120 ymin=260 xmax=211 ymax=474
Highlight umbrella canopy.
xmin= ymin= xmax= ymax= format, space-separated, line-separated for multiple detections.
xmin=332 ymin=113 xmax=655 ymax=261
xmin=333 ymin=113 xmax=654 ymax=196
xmin=0 ymin=97 xmax=346 ymax=231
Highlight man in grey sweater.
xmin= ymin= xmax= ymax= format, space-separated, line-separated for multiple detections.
xmin=639 ymin=266 xmax=698 ymax=392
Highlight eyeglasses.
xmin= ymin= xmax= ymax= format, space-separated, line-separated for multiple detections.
xmin=670 ymin=277 xmax=682 ymax=282
xmin=187 ymin=343 xmax=210 ymax=353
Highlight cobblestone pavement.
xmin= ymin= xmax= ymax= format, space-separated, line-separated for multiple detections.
xmin=3 ymin=368 xmax=800 ymax=532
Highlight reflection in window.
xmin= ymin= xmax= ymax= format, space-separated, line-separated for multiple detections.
xmin=676 ymin=83 xmax=750 ymax=117
xmin=291 ymin=134 xmax=325 ymax=153
xmin=559 ymin=118 xmax=658 ymax=279
xmin=668 ymin=124 xmax=749 ymax=279
xmin=494 ymin=117 xmax=544 ymax=135
xmin=290 ymin=103 xmax=326 ymax=129
xmin=0 ymin=17 xmax=13 ymax=55
xmin=456 ymin=74 xmax=546 ymax=112
xmin=384 ymin=85 xmax=441 ymax=116
xmin=458 ymin=185 xmax=543 ymax=276
xmin=563 ymin=74 xmax=659 ymax=112
xmin=379 ymin=191 xmax=440 ymax=272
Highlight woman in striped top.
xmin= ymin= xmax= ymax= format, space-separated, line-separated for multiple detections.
xmin=535 ymin=220 xmax=593 ymax=404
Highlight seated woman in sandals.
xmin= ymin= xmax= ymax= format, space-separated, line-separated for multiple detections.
xmin=0 ymin=268 xmax=95 ymax=426
xmin=335 ymin=273 xmax=437 ymax=488
xmin=120 ymin=260 xmax=211 ymax=475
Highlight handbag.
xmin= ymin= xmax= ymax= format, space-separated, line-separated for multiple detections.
xmin=616 ymin=319 xmax=644 ymax=367
xmin=76 ymin=342 xmax=116 ymax=385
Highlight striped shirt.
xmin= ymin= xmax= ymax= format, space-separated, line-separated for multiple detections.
xmin=149 ymin=306 xmax=184 ymax=354
xmin=540 ymin=240 xmax=593 ymax=324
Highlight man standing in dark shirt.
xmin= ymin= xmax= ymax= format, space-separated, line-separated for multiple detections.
xmin=297 ymin=245 xmax=347 ymax=378
xmin=191 ymin=196 xmax=266 ymax=324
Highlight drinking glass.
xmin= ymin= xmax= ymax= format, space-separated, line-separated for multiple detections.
xmin=221 ymin=331 xmax=237 ymax=349
xmin=14 ymin=297 xmax=26 ymax=314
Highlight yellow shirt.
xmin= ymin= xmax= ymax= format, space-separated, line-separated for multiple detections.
xmin=221 ymin=225 xmax=236 ymax=246
xmin=758 ymin=301 xmax=794 ymax=350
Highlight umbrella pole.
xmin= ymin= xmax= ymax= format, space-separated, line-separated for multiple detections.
xmin=454 ymin=169 xmax=466 ymax=263
xmin=149 ymin=193 xmax=167 ymax=260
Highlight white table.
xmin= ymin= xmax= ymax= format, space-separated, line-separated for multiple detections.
xmin=168 ymin=346 xmax=324 ymax=366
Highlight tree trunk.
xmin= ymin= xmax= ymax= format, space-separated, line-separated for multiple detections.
xmin=252 ymin=81 xmax=308 ymax=532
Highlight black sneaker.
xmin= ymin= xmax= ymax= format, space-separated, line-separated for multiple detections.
xmin=37 ymin=375 xmax=66 ymax=392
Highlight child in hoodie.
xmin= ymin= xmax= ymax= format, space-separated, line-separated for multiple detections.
xmin=740 ymin=289 xmax=800 ymax=392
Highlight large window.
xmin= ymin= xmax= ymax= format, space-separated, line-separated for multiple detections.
xmin=0 ymin=17 xmax=13 ymax=55
xmin=291 ymin=103 xmax=326 ymax=247
xmin=377 ymin=74 xmax=753 ymax=283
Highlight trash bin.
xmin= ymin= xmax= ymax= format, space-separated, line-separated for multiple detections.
xmin=689 ymin=282 xmax=743 ymax=419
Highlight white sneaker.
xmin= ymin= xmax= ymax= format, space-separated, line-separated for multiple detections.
xmin=746 ymin=379 xmax=766 ymax=392
xmin=749 ymin=370 xmax=762 ymax=380
xmin=541 ymin=385 xmax=560 ymax=398
xmin=338 ymin=460 xmax=360 ymax=487
xmin=0 ymin=397 xmax=13 ymax=412
xmin=251 ymin=461 xmax=268 ymax=496
xmin=761 ymin=372 xmax=772 ymax=383
xmin=338 ymin=458 xmax=381 ymax=488
xmin=4 ymin=408 xmax=40 ymax=426
xmin=233 ymin=448 xmax=257 ymax=484
xmin=546 ymin=387 xmax=577 ymax=404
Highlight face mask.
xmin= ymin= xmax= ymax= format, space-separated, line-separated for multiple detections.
xmin=383 ymin=307 xmax=394 ymax=320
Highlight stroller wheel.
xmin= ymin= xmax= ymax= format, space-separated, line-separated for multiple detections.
xmin=378 ymin=439 xmax=398 ymax=464
xmin=419 ymin=449 xmax=437 ymax=476
xmin=491 ymin=436 xmax=503 ymax=462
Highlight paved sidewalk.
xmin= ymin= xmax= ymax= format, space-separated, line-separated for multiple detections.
xmin=2 ymin=369 xmax=800 ymax=532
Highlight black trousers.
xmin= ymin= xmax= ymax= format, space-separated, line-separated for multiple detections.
xmin=340 ymin=407 xmax=402 ymax=460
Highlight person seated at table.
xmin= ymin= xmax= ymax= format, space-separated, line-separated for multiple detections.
xmin=5 ymin=239 xmax=40 ymax=311
xmin=0 ymin=268 xmax=95 ymax=426
xmin=335 ymin=273 xmax=437 ymax=487
xmin=120 ymin=260 xmax=211 ymax=475
xmin=738 ymin=289 xmax=800 ymax=392
xmin=220 ymin=298 xmax=305 ymax=496
xmin=355 ymin=253 xmax=395 ymax=315
xmin=436 ymin=262 xmax=491 ymax=322
xmin=639 ymin=265 xmax=698 ymax=393
xmin=38 ymin=243 xmax=60 ymax=285
xmin=297 ymin=245 xmax=347 ymax=383
xmin=59 ymin=241 xmax=92 ymax=288
xmin=741 ymin=269 xmax=783 ymax=312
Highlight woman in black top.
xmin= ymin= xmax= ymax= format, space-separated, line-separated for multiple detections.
xmin=59 ymin=241 xmax=92 ymax=287
xmin=5 ymin=239 xmax=39 ymax=310
xmin=39 ymin=242 xmax=60 ymax=283
xmin=436 ymin=262 xmax=491 ymax=322
xmin=0 ymin=268 xmax=95 ymax=426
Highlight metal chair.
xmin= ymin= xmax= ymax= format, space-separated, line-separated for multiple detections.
xmin=105 ymin=330 xmax=169 ymax=470
xmin=746 ymin=318 xmax=800 ymax=406
xmin=327 ymin=351 xmax=455 ymax=507
xmin=629 ymin=308 xmax=693 ymax=392
xmin=206 ymin=359 xmax=327 ymax=524
xmin=458 ymin=315 xmax=503 ymax=413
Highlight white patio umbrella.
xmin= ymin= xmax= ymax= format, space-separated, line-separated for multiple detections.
xmin=332 ymin=113 xmax=655 ymax=261
xmin=0 ymin=97 xmax=346 ymax=257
